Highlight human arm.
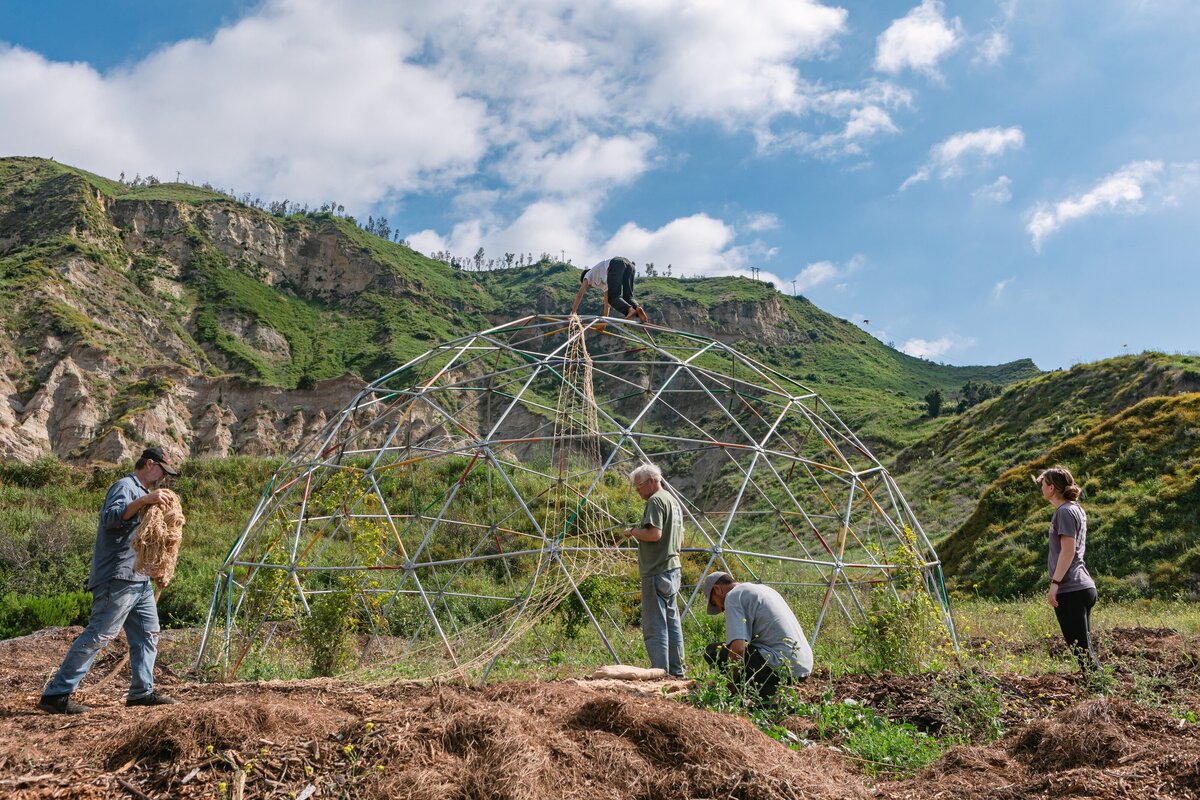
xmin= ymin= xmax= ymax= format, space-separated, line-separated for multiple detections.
xmin=122 ymin=490 xmax=164 ymax=521
xmin=623 ymin=524 xmax=662 ymax=542
xmin=571 ymin=282 xmax=588 ymax=314
xmin=726 ymin=639 xmax=747 ymax=659
xmin=101 ymin=481 xmax=162 ymax=529
xmin=624 ymin=495 xmax=667 ymax=541
xmin=1046 ymin=537 xmax=1076 ymax=608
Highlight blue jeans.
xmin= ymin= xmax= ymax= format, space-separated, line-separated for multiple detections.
xmin=44 ymin=579 xmax=160 ymax=700
xmin=641 ymin=567 xmax=684 ymax=676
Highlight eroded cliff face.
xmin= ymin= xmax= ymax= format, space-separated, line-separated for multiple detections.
xmin=1 ymin=191 xmax=389 ymax=465
xmin=655 ymin=294 xmax=799 ymax=346
xmin=1 ymin=175 xmax=811 ymax=467
xmin=108 ymin=200 xmax=387 ymax=304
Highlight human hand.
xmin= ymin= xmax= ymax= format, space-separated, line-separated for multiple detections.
xmin=1046 ymin=584 xmax=1058 ymax=608
xmin=142 ymin=490 xmax=165 ymax=507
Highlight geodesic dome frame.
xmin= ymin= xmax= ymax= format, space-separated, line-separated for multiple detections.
xmin=197 ymin=315 xmax=957 ymax=681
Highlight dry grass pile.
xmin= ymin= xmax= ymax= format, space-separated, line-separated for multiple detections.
xmin=1009 ymin=697 xmax=1134 ymax=771
xmin=339 ymin=683 xmax=868 ymax=800
xmin=133 ymin=487 xmax=185 ymax=586
xmin=876 ymin=696 xmax=1200 ymax=800
xmin=103 ymin=697 xmax=326 ymax=767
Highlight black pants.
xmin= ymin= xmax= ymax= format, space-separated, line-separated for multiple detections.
xmin=1054 ymin=586 xmax=1101 ymax=674
xmin=606 ymin=257 xmax=639 ymax=315
xmin=704 ymin=642 xmax=795 ymax=699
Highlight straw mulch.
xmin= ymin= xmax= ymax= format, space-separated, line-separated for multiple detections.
xmin=309 ymin=682 xmax=868 ymax=800
xmin=877 ymin=697 xmax=1200 ymax=800
xmin=133 ymin=488 xmax=185 ymax=586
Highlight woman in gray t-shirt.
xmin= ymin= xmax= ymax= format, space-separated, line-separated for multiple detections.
xmin=1036 ymin=465 xmax=1101 ymax=674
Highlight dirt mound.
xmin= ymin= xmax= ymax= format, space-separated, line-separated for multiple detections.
xmin=337 ymin=683 xmax=868 ymax=800
xmin=878 ymin=696 xmax=1200 ymax=800
xmin=104 ymin=697 xmax=329 ymax=766
xmin=1010 ymin=698 xmax=1135 ymax=771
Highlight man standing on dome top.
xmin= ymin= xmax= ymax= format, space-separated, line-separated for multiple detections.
xmin=623 ymin=463 xmax=685 ymax=678
xmin=37 ymin=447 xmax=181 ymax=715
xmin=571 ymin=256 xmax=649 ymax=324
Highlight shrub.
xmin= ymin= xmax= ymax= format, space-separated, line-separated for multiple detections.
xmin=0 ymin=591 xmax=93 ymax=639
xmin=851 ymin=529 xmax=952 ymax=674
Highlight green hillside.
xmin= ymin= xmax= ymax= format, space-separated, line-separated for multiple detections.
xmin=938 ymin=391 xmax=1200 ymax=598
xmin=0 ymin=156 xmax=1036 ymax=449
xmin=894 ymin=354 xmax=1200 ymax=536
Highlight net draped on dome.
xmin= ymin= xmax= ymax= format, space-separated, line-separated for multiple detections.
xmin=197 ymin=315 xmax=956 ymax=681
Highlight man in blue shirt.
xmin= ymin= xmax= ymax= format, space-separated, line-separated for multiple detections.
xmin=38 ymin=447 xmax=181 ymax=714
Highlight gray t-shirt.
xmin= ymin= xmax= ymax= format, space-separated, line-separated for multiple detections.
xmin=636 ymin=488 xmax=682 ymax=578
xmin=724 ymin=583 xmax=813 ymax=679
xmin=1048 ymin=501 xmax=1095 ymax=593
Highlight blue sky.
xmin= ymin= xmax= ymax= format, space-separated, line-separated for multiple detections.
xmin=2 ymin=0 xmax=1197 ymax=370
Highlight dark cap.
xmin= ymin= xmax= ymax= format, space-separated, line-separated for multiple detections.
xmin=140 ymin=446 xmax=179 ymax=476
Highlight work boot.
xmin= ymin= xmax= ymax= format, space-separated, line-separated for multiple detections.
xmin=126 ymin=691 xmax=177 ymax=707
xmin=37 ymin=693 xmax=89 ymax=715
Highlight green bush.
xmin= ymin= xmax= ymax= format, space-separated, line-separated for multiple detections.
xmin=0 ymin=591 xmax=93 ymax=639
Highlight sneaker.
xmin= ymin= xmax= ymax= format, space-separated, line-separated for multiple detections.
xmin=126 ymin=692 xmax=177 ymax=707
xmin=37 ymin=693 xmax=89 ymax=715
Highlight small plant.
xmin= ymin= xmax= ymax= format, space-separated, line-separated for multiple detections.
xmin=851 ymin=528 xmax=953 ymax=674
xmin=926 ymin=668 xmax=1006 ymax=743
xmin=780 ymin=690 xmax=946 ymax=777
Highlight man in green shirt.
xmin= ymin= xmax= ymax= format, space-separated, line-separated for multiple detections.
xmin=623 ymin=463 xmax=684 ymax=677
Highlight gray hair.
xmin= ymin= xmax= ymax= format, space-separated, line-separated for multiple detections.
xmin=629 ymin=463 xmax=662 ymax=486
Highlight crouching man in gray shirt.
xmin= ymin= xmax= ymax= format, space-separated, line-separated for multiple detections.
xmin=700 ymin=571 xmax=812 ymax=699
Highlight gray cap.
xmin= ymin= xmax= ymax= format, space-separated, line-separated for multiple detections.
xmin=700 ymin=571 xmax=732 ymax=615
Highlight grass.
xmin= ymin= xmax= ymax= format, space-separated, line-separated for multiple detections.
xmin=938 ymin=391 xmax=1200 ymax=598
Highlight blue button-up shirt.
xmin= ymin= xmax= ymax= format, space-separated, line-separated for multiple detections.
xmin=88 ymin=475 xmax=152 ymax=589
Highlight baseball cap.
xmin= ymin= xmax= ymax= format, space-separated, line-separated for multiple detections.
xmin=140 ymin=446 xmax=179 ymax=476
xmin=701 ymin=571 xmax=732 ymax=615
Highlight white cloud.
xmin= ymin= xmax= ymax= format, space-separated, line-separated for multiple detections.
xmin=973 ymin=0 xmax=1018 ymax=65
xmin=1023 ymin=160 xmax=1200 ymax=250
xmin=975 ymin=31 xmax=1010 ymax=65
xmin=409 ymin=197 xmax=595 ymax=265
xmin=901 ymin=126 xmax=1024 ymax=190
xmin=874 ymin=0 xmax=963 ymax=77
xmin=631 ymin=0 xmax=849 ymax=124
xmin=900 ymin=335 xmax=969 ymax=359
xmin=792 ymin=261 xmax=839 ymax=292
xmin=760 ymin=82 xmax=912 ymax=157
xmin=0 ymin=7 xmax=488 ymax=208
xmin=781 ymin=254 xmax=864 ymax=295
xmin=991 ymin=277 xmax=1013 ymax=301
xmin=974 ymin=175 xmax=1013 ymax=203
xmin=744 ymin=212 xmax=780 ymax=232
xmin=604 ymin=214 xmax=740 ymax=277
xmin=500 ymin=133 xmax=657 ymax=196
xmin=0 ymin=0 xmax=921 ymax=276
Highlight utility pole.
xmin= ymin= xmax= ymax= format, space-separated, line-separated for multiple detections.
xmin=750 ymin=266 xmax=759 ymax=281
xmin=790 ymin=279 xmax=797 ymax=296
xmin=175 ymin=170 xmax=181 ymax=183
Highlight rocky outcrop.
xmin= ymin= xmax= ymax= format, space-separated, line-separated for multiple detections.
xmin=0 ymin=347 xmax=368 ymax=465
xmin=108 ymin=200 xmax=385 ymax=305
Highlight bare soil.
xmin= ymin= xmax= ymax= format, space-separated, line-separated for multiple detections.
xmin=1 ymin=627 xmax=1197 ymax=799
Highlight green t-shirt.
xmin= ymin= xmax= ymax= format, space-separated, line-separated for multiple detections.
xmin=637 ymin=488 xmax=683 ymax=578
